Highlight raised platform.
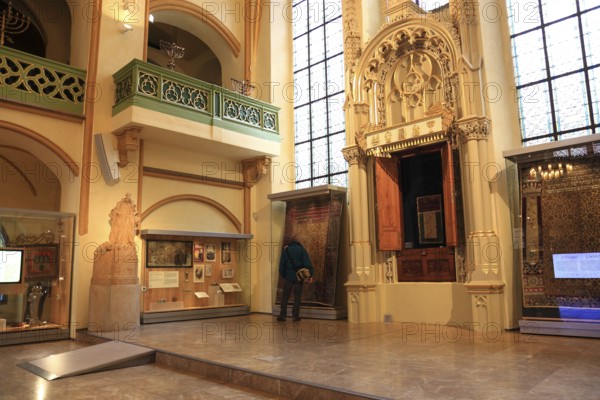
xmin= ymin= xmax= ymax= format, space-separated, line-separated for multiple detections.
xmin=141 ymin=305 xmax=250 ymax=324
xmin=272 ymin=305 xmax=347 ymax=320
xmin=520 ymin=318 xmax=600 ymax=338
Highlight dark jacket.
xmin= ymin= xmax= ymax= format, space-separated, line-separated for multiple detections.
xmin=279 ymin=241 xmax=314 ymax=282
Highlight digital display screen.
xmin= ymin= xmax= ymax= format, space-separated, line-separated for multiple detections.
xmin=553 ymin=253 xmax=600 ymax=279
xmin=0 ymin=249 xmax=23 ymax=284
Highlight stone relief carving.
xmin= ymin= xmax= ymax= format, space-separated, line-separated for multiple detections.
xmin=92 ymin=193 xmax=140 ymax=286
xmin=457 ymin=117 xmax=491 ymax=142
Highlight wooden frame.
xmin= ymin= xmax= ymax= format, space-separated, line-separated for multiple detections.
xmin=146 ymin=240 xmax=193 ymax=268
xmin=24 ymin=245 xmax=58 ymax=281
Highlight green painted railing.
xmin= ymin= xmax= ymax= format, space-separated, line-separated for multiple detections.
xmin=113 ymin=59 xmax=280 ymax=139
xmin=0 ymin=46 xmax=86 ymax=116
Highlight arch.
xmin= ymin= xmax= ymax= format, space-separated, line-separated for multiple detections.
xmin=352 ymin=18 xmax=460 ymax=125
xmin=149 ymin=0 xmax=241 ymax=57
xmin=0 ymin=121 xmax=79 ymax=176
xmin=141 ymin=194 xmax=242 ymax=233
xmin=0 ymin=153 xmax=37 ymax=196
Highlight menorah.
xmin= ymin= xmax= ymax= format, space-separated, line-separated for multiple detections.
xmin=231 ymin=78 xmax=255 ymax=96
xmin=1 ymin=0 xmax=30 ymax=46
xmin=159 ymin=40 xmax=185 ymax=71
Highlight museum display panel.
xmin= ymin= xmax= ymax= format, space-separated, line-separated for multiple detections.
xmin=504 ymin=136 xmax=600 ymax=337
xmin=0 ymin=208 xmax=75 ymax=345
xmin=140 ymin=230 xmax=251 ymax=323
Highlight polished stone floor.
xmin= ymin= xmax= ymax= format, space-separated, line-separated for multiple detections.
xmin=2 ymin=314 xmax=600 ymax=399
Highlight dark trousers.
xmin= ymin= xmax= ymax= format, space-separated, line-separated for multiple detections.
xmin=280 ymin=279 xmax=303 ymax=318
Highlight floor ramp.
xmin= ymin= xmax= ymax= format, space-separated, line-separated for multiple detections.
xmin=18 ymin=341 xmax=155 ymax=380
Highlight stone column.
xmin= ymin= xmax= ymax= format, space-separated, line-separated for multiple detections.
xmin=342 ymin=145 xmax=377 ymax=323
xmin=457 ymin=117 xmax=505 ymax=330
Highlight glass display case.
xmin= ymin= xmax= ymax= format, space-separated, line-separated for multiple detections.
xmin=0 ymin=208 xmax=75 ymax=345
xmin=504 ymin=135 xmax=600 ymax=335
xmin=268 ymin=185 xmax=349 ymax=320
xmin=140 ymin=230 xmax=251 ymax=323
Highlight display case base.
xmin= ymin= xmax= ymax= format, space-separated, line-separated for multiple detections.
xmin=141 ymin=305 xmax=250 ymax=324
xmin=272 ymin=305 xmax=347 ymax=320
xmin=519 ymin=318 xmax=600 ymax=338
xmin=0 ymin=325 xmax=69 ymax=346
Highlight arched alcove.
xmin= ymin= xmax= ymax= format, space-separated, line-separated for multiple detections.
xmin=0 ymin=0 xmax=71 ymax=64
xmin=147 ymin=21 xmax=222 ymax=85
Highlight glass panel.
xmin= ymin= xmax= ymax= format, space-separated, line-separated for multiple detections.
xmin=292 ymin=1 xmax=308 ymax=38
xmin=308 ymin=0 xmax=324 ymax=30
xmin=293 ymin=34 xmax=308 ymax=71
xmin=590 ymin=66 xmax=600 ymax=125
xmin=325 ymin=17 xmax=343 ymax=58
xmin=541 ymin=0 xmax=577 ymax=23
xmin=415 ymin=0 xmax=449 ymax=12
xmin=327 ymin=92 xmax=345 ymax=133
xmin=580 ymin=0 xmax=600 ymax=11
xmin=310 ymin=61 xmax=327 ymax=101
xmin=311 ymin=137 xmax=329 ymax=177
xmin=330 ymin=172 xmax=348 ymax=187
xmin=294 ymin=105 xmax=311 ymax=143
xmin=309 ymin=26 xmax=325 ymax=65
xmin=559 ymin=129 xmax=592 ymax=140
xmin=518 ymin=82 xmax=553 ymax=140
xmin=512 ymin=30 xmax=546 ymax=84
xmin=295 ymin=142 xmax=312 ymax=182
xmin=545 ymin=17 xmax=583 ymax=76
xmin=294 ymin=68 xmax=310 ymax=106
xmin=507 ymin=0 xmax=542 ymax=35
xmin=329 ymin=132 xmax=347 ymax=176
xmin=553 ymin=72 xmax=590 ymax=131
xmin=310 ymin=99 xmax=328 ymax=139
xmin=582 ymin=8 xmax=600 ymax=66
xmin=324 ymin=1 xmax=342 ymax=22
xmin=296 ymin=180 xmax=312 ymax=189
xmin=524 ymin=137 xmax=554 ymax=146
xmin=326 ymin=55 xmax=345 ymax=96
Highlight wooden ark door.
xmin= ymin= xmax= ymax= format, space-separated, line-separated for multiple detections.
xmin=375 ymin=142 xmax=458 ymax=282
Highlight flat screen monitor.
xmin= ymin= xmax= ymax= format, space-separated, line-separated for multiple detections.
xmin=553 ymin=252 xmax=600 ymax=279
xmin=0 ymin=249 xmax=23 ymax=284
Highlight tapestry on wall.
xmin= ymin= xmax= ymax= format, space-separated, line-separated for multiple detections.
xmin=521 ymin=156 xmax=600 ymax=311
xmin=275 ymin=192 xmax=345 ymax=307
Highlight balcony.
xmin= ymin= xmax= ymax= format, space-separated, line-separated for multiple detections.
xmin=0 ymin=46 xmax=86 ymax=116
xmin=112 ymin=60 xmax=281 ymax=157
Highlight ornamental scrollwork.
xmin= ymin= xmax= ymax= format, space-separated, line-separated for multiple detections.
xmin=162 ymin=79 xmax=209 ymax=112
xmin=137 ymin=72 xmax=158 ymax=97
xmin=223 ymin=98 xmax=261 ymax=127
xmin=457 ymin=117 xmax=490 ymax=142
xmin=342 ymin=145 xmax=367 ymax=169
xmin=0 ymin=53 xmax=85 ymax=105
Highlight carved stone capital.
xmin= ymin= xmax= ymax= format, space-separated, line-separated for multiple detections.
xmin=456 ymin=116 xmax=490 ymax=142
xmin=113 ymin=126 xmax=141 ymax=167
xmin=242 ymin=156 xmax=271 ymax=188
xmin=342 ymin=145 xmax=367 ymax=168
xmin=453 ymin=0 xmax=479 ymax=25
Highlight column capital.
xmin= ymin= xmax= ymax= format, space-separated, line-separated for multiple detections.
xmin=342 ymin=145 xmax=367 ymax=168
xmin=456 ymin=116 xmax=490 ymax=142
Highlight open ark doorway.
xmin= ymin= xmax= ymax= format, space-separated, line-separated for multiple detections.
xmin=375 ymin=141 xmax=465 ymax=281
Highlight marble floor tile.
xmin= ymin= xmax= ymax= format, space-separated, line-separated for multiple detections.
xmin=3 ymin=314 xmax=600 ymax=399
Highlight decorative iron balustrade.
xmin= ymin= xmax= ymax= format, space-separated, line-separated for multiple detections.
xmin=0 ymin=46 xmax=86 ymax=115
xmin=113 ymin=60 xmax=279 ymax=136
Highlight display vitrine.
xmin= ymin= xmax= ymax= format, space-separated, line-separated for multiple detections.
xmin=0 ymin=208 xmax=75 ymax=345
xmin=140 ymin=230 xmax=251 ymax=323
